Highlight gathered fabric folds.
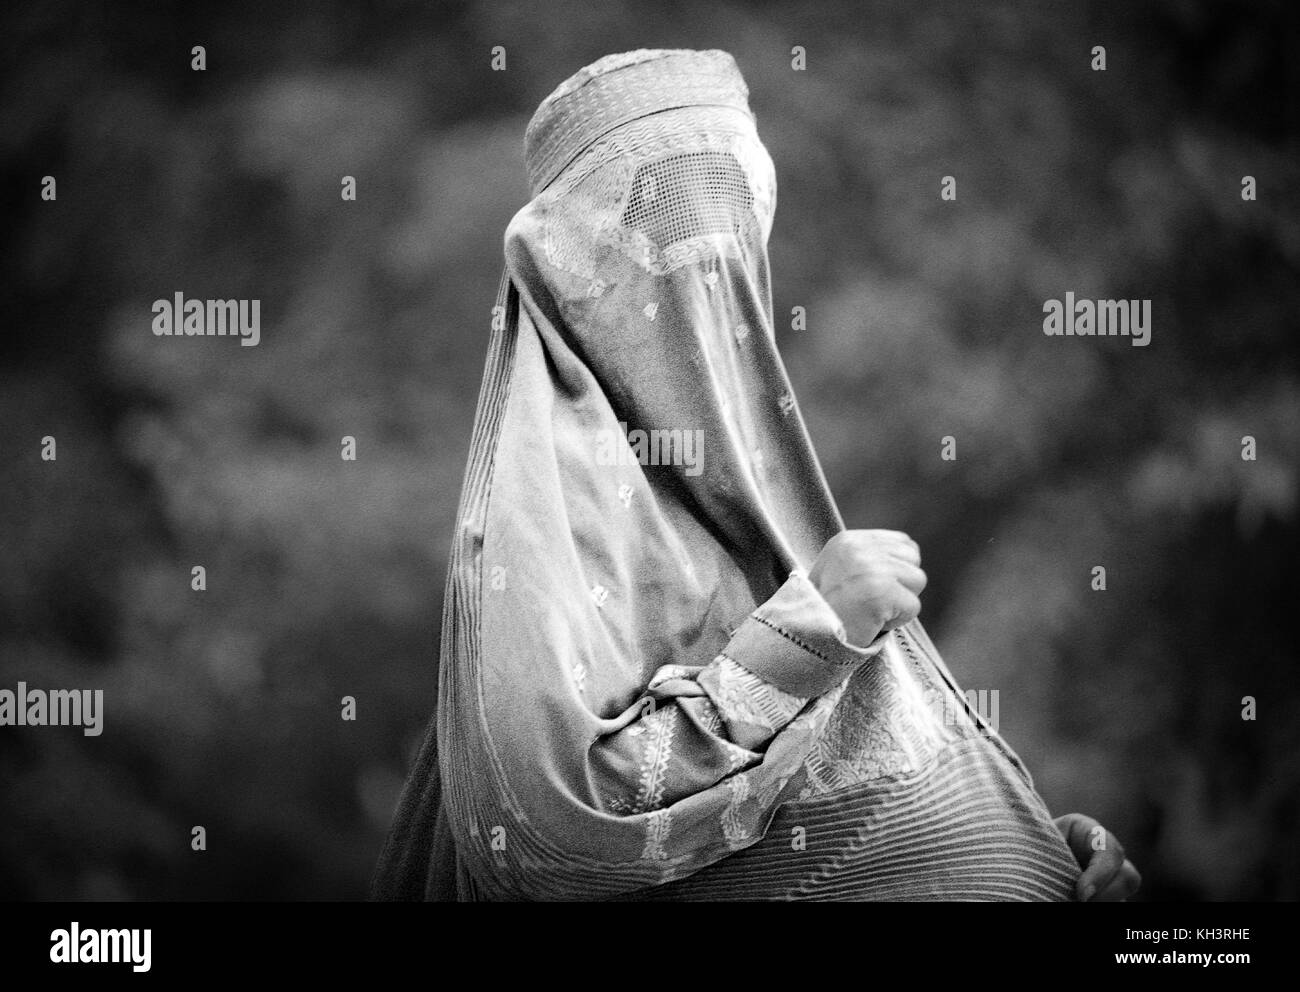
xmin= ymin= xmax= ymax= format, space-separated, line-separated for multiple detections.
xmin=372 ymin=49 xmax=1082 ymax=901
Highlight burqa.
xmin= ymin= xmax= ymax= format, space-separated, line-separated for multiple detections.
xmin=373 ymin=49 xmax=1081 ymax=901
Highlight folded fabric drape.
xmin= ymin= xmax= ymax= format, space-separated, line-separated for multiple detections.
xmin=373 ymin=49 xmax=1081 ymax=901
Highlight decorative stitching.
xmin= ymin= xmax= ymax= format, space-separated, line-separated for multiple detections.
xmin=719 ymin=773 xmax=751 ymax=849
xmin=640 ymin=808 xmax=672 ymax=861
xmin=749 ymin=612 xmax=833 ymax=664
xmin=633 ymin=706 xmax=676 ymax=812
xmin=541 ymin=125 xmax=775 ymax=279
xmin=711 ymin=656 xmax=805 ymax=730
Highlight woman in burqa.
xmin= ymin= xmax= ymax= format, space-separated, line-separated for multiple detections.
xmin=374 ymin=49 xmax=1141 ymax=901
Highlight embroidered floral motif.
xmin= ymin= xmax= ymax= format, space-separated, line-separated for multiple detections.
xmin=696 ymin=699 xmax=724 ymax=736
xmin=723 ymin=739 xmax=753 ymax=772
xmin=710 ymin=656 xmax=805 ymax=731
xmin=641 ymin=808 xmax=672 ymax=860
xmin=634 ymin=706 xmax=676 ymax=812
xmin=720 ymin=773 xmax=751 ymax=849
xmin=800 ymin=640 xmax=948 ymax=794
xmin=788 ymin=681 xmax=845 ymax=734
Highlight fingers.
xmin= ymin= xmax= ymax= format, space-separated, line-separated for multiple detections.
xmin=893 ymin=561 xmax=928 ymax=595
xmin=1056 ymin=812 xmax=1102 ymax=863
xmin=871 ymin=530 xmax=921 ymax=566
xmin=1056 ymin=813 xmax=1141 ymax=902
xmin=1054 ymin=812 xmax=1091 ymax=860
xmin=867 ymin=529 xmax=916 ymax=544
xmin=837 ymin=529 xmax=920 ymax=562
xmin=1077 ymin=843 xmax=1125 ymax=902
xmin=812 ymin=530 xmax=925 ymax=646
xmin=866 ymin=532 xmax=922 ymax=628
xmin=1090 ymin=860 xmax=1142 ymax=902
xmin=881 ymin=589 xmax=922 ymax=631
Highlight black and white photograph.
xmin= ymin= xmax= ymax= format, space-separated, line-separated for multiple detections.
xmin=1 ymin=0 xmax=1295 ymax=976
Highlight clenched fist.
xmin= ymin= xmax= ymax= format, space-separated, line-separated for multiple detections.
xmin=808 ymin=530 xmax=927 ymax=648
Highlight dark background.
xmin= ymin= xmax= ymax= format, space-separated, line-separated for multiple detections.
xmin=1 ymin=0 xmax=1296 ymax=900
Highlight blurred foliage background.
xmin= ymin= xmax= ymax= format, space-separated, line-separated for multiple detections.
xmin=1 ymin=0 xmax=1296 ymax=900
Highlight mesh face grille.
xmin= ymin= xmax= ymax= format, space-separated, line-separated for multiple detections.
xmin=618 ymin=150 xmax=755 ymax=253
xmin=539 ymin=112 xmax=775 ymax=279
